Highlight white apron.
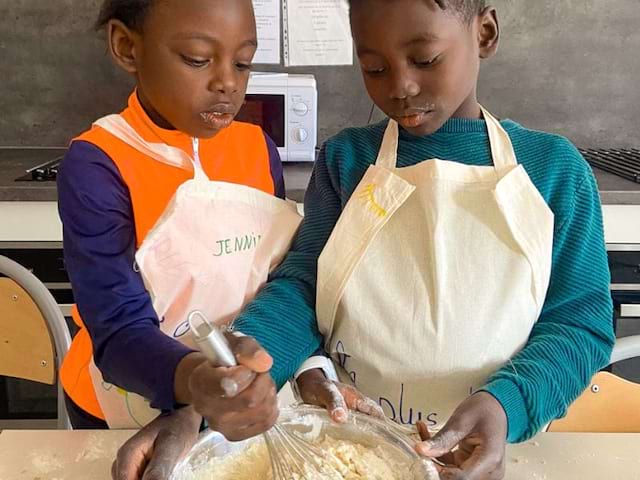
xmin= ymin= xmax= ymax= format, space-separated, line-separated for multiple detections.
xmin=316 ymin=108 xmax=554 ymax=429
xmin=87 ymin=115 xmax=302 ymax=428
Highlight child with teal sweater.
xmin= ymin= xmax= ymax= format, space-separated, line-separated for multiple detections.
xmin=115 ymin=0 xmax=614 ymax=478
xmin=233 ymin=0 xmax=615 ymax=478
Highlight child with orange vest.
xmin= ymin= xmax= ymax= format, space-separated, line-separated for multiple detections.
xmin=57 ymin=0 xmax=297 ymax=439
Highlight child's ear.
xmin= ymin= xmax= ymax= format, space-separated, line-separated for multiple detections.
xmin=107 ymin=19 xmax=140 ymax=74
xmin=477 ymin=7 xmax=499 ymax=59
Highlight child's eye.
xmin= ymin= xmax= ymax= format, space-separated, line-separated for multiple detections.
xmin=181 ymin=55 xmax=210 ymax=68
xmin=362 ymin=66 xmax=386 ymax=75
xmin=235 ymin=62 xmax=253 ymax=71
xmin=415 ymin=55 xmax=441 ymax=68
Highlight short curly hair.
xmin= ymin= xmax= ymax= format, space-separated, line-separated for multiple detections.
xmin=349 ymin=0 xmax=486 ymax=23
xmin=95 ymin=0 xmax=155 ymax=31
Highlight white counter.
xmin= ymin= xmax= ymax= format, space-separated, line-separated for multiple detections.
xmin=2 ymin=202 xmax=640 ymax=245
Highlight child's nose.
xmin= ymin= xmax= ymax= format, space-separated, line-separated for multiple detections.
xmin=209 ymin=65 xmax=239 ymax=94
xmin=388 ymin=70 xmax=420 ymax=100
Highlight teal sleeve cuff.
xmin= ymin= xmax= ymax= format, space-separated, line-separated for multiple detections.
xmin=482 ymin=378 xmax=529 ymax=443
xmin=270 ymin=339 xmax=322 ymax=389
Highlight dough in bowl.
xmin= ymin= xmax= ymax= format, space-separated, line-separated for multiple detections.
xmin=177 ymin=434 xmax=414 ymax=480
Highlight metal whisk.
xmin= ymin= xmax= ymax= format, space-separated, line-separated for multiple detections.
xmin=188 ymin=311 xmax=341 ymax=480
xmin=264 ymin=423 xmax=343 ymax=479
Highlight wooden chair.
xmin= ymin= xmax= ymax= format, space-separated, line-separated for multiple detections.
xmin=0 ymin=255 xmax=72 ymax=429
xmin=549 ymin=335 xmax=640 ymax=433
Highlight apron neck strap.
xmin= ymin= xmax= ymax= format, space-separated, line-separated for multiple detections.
xmin=480 ymin=106 xmax=518 ymax=173
xmin=94 ymin=114 xmax=210 ymax=181
xmin=190 ymin=138 xmax=210 ymax=182
xmin=374 ymin=119 xmax=400 ymax=169
xmin=374 ymin=107 xmax=518 ymax=173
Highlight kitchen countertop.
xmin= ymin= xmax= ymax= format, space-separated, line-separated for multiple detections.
xmin=0 ymin=148 xmax=313 ymax=203
xmin=0 ymin=429 xmax=639 ymax=479
xmin=1 ymin=148 xmax=639 ymax=205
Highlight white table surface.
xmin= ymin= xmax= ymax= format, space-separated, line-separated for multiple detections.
xmin=1 ymin=430 xmax=639 ymax=480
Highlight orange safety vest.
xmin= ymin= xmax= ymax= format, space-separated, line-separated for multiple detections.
xmin=60 ymin=92 xmax=275 ymax=419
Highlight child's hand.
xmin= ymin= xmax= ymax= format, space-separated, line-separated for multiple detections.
xmin=415 ymin=392 xmax=507 ymax=480
xmin=111 ymin=405 xmax=201 ymax=480
xmin=296 ymin=368 xmax=385 ymax=423
xmin=178 ymin=335 xmax=279 ymax=442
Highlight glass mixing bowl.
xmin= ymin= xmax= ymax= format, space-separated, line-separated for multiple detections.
xmin=171 ymin=405 xmax=439 ymax=479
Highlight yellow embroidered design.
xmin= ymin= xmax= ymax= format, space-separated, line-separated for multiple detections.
xmin=358 ymin=184 xmax=387 ymax=218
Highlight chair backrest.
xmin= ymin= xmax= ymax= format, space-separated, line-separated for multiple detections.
xmin=0 ymin=278 xmax=56 ymax=383
xmin=548 ymin=335 xmax=640 ymax=433
xmin=0 ymin=255 xmax=72 ymax=429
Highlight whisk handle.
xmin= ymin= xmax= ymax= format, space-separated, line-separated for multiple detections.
xmin=188 ymin=310 xmax=238 ymax=367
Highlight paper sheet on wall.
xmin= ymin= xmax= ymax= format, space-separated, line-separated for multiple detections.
xmin=253 ymin=0 xmax=281 ymax=64
xmin=283 ymin=0 xmax=353 ymax=66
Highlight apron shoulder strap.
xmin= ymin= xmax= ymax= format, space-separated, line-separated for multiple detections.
xmin=374 ymin=119 xmax=400 ymax=169
xmin=480 ymin=107 xmax=518 ymax=174
xmin=94 ymin=115 xmax=198 ymax=174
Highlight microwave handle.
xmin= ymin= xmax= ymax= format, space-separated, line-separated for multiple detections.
xmin=620 ymin=304 xmax=640 ymax=318
xmin=611 ymin=284 xmax=640 ymax=291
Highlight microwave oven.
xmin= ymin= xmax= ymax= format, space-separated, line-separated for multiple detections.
xmin=237 ymin=73 xmax=318 ymax=162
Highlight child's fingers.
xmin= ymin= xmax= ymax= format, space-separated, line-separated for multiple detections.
xmin=226 ymin=334 xmax=273 ymax=373
xmin=112 ymin=429 xmax=155 ymax=480
xmin=312 ymin=380 xmax=348 ymax=423
xmin=417 ymin=420 xmax=432 ymax=441
xmin=227 ymin=372 xmax=276 ymax=410
xmin=140 ymin=429 xmax=187 ymax=480
xmin=205 ymin=372 xmax=278 ymax=440
xmin=296 ymin=369 xmax=347 ymax=422
xmin=354 ymin=396 xmax=385 ymax=419
xmin=416 ymin=421 xmax=456 ymax=466
xmin=416 ymin=422 xmax=468 ymax=458
xmin=219 ymin=366 xmax=257 ymax=398
xmin=191 ymin=362 xmax=256 ymax=398
xmin=338 ymin=383 xmax=385 ymax=419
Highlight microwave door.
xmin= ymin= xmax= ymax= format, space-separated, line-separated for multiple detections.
xmin=236 ymin=93 xmax=287 ymax=160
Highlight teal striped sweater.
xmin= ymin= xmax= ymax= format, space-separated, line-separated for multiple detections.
xmin=235 ymin=116 xmax=615 ymax=443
